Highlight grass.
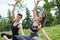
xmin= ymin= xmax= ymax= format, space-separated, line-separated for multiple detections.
xmin=0 ymin=25 xmax=60 ymax=40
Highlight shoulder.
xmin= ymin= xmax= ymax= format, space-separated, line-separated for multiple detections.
xmin=18 ymin=23 xmax=22 ymax=29
xmin=38 ymin=24 xmax=43 ymax=29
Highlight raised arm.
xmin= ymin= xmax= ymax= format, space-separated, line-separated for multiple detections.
xmin=33 ymin=0 xmax=40 ymax=18
xmin=12 ymin=1 xmax=19 ymax=21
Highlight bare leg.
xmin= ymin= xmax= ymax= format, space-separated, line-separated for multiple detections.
xmin=3 ymin=35 xmax=9 ymax=40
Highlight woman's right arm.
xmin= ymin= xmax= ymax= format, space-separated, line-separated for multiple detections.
xmin=33 ymin=0 xmax=40 ymax=18
xmin=39 ymin=25 xmax=50 ymax=40
xmin=12 ymin=1 xmax=19 ymax=21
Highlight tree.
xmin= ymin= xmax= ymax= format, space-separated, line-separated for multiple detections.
xmin=0 ymin=15 xmax=1 ymax=18
xmin=7 ymin=9 xmax=12 ymax=23
xmin=8 ymin=0 xmax=25 ymax=13
xmin=0 ymin=15 xmax=2 ymax=22
xmin=0 ymin=17 xmax=8 ymax=31
xmin=0 ymin=9 xmax=13 ymax=31
xmin=42 ymin=0 xmax=58 ymax=26
xmin=44 ymin=0 xmax=60 ymax=24
xmin=7 ymin=9 xmax=13 ymax=30
xmin=55 ymin=0 xmax=60 ymax=24
xmin=22 ymin=8 xmax=32 ymax=29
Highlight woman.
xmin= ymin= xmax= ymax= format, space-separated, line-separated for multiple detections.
xmin=29 ymin=0 xmax=50 ymax=40
xmin=1 ymin=1 xmax=24 ymax=40
xmin=15 ymin=0 xmax=50 ymax=40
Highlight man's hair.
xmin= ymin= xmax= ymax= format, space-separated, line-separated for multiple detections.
xmin=17 ymin=13 xmax=23 ymax=18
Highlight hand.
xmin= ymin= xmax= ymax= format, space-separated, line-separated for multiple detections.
xmin=37 ymin=0 xmax=40 ymax=3
xmin=15 ymin=0 xmax=20 ymax=1
xmin=15 ymin=1 xmax=20 ymax=4
xmin=13 ymin=0 xmax=20 ymax=8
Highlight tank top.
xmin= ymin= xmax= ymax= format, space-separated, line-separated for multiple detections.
xmin=12 ymin=21 xmax=19 ymax=35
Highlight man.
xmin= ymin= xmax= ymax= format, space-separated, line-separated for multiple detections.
xmin=1 ymin=0 xmax=24 ymax=40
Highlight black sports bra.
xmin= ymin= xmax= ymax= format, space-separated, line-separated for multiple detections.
xmin=30 ymin=23 xmax=39 ymax=33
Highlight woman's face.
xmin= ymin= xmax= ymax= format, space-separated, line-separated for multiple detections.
xmin=38 ymin=13 xmax=43 ymax=21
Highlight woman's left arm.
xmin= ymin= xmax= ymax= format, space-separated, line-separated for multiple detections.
xmin=39 ymin=25 xmax=50 ymax=40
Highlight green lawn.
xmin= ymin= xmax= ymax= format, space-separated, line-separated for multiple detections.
xmin=0 ymin=25 xmax=60 ymax=40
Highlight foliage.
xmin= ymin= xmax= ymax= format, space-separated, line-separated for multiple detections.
xmin=43 ymin=0 xmax=59 ymax=26
xmin=0 ymin=9 xmax=12 ymax=32
xmin=22 ymin=8 xmax=32 ymax=29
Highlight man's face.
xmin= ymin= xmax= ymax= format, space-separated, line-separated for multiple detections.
xmin=16 ymin=15 xmax=22 ymax=21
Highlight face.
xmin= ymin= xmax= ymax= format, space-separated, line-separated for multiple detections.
xmin=38 ymin=13 xmax=43 ymax=22
xmin=16 ymin=15 xmax=22 ymax=22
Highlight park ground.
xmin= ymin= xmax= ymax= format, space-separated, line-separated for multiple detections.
xmin=0 ymin=25 xmax=60 ymax=40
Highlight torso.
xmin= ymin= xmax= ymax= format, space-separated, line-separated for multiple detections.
xmin=12 ymin=21 xmax=20 ymax=35
xmin=30 ymin=18 xmax=40 ymax=33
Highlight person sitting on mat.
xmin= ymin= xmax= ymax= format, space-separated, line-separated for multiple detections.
xmin=1 ymin=0 xmax=24 ymax=40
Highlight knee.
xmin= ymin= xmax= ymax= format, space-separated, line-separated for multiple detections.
xmin=3 ymin=35 xmax=8 ymax=40
xmin=32 ymin=37 xmax=40 ymax=40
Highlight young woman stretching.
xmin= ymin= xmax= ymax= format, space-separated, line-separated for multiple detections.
xmin=29 ymin=0 xmax=50 ymax=40
xmin=1 ymin=1 xmax=24 ymax=40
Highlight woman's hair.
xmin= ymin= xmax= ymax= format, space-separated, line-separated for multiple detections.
xmin=40 ymin=13 xmax=46 ymax=27
xmin=37 ymin=6 xmax=46 ymax=27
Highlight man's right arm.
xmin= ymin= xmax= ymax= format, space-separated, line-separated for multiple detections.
xmin=12 ymin=1 xmax=19 ymax=21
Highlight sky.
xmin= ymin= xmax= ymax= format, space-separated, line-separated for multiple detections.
xmin=0 ymin=0 xmax=55 ymax=19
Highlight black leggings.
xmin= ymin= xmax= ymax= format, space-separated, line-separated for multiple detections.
xmin=14 ymin=33 xmax=40 ymax=40
xmin=1 ymin=33 xmax=18 ymax=40
xmin=1 ymin=33 xmax=40 ymax=40
xmin=14 ymin=35 xmax=40 ymax=40
xmin=14 ymin=35 xmax=30 ymax=40
xmin=1 ymin=33 xmax=12 ymax=39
